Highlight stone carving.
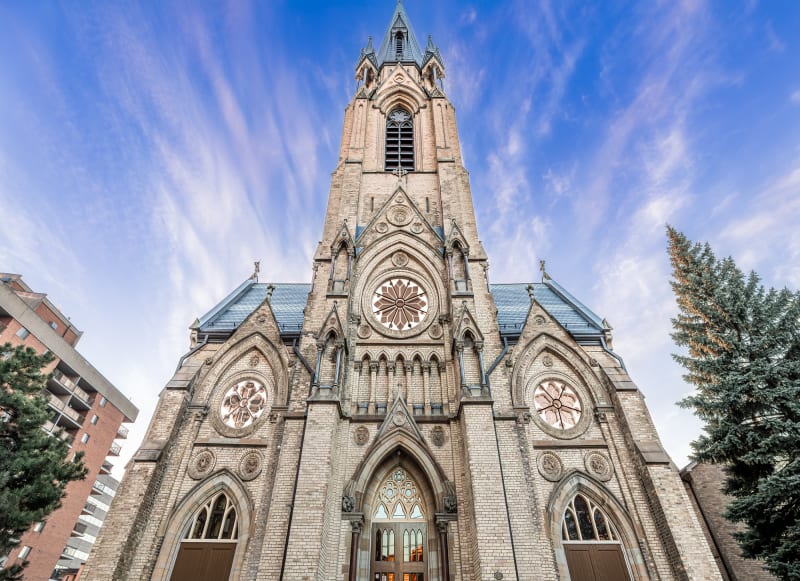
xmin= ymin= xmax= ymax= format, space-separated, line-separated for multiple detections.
xmin=392 ymin=251 xmax=410 ymax=267
xmin=188 ymin=449 xmax=216 ymax=480
xmin=585 ymin=452 xmax=613 ymax=481
xmin=431 ymin=426 xmax=446 ymax=447
xmin=388 ymin=207 xmax=412 ymax=226
xmin=534 ymin=315 xmax=546 ymax=326
xmin=542 ymin=355 xmax=553 ymax=367
xmin=444 ymin=494 xmax=457 ymax=513
xmin=250 ymin=355 xmax=260 ymax=367
xmin=411 ymin=222 xmax=424 ymax=234
xmin=342 ymin=495 xmax=356 ymax=512
xmin=354 ymin=426 xmax=370 ymax=445
xmin=392 ymin=410 xmax=407 ymax=426
xmin=205 ymin=357 xmax=213 ymax=365
xmin=239 ymin=451 xmax=263 ymax=481
xmin=428 ymin=322 xmax=443 ymax=339
xmin=394 ymin=193 xmax=406 ymax=204
xmin=537 ymin=451 xmax=563 ymax=482
xmin=376 ymin=222 xmax=389 ymax=234
xmin=357 ymin=324 xmax=372 ymax=339
xmin=257 ymin=315 xmax=266 ymax=324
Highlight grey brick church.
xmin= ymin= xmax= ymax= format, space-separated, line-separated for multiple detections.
xmin=84 ymin=3 xmax=722 ymax=580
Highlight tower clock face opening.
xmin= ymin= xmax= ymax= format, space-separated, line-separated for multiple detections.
xmin=372 ymin=278 xmax=429 ymax=331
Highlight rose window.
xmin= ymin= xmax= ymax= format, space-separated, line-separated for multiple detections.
xmin=533 ymin=380 xmax=582 ymax=429
xmin=220 ymin=380 xmax=267 ymax=429
xmin=372 ymin=278 xmax=428 ymax=331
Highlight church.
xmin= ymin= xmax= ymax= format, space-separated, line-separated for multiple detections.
xmin=83 ymin=4 xmax=722 ymax=580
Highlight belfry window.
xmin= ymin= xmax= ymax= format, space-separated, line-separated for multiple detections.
xmin=385 ymin=108 xmax=414 ymax=172
xmin=395 ymin=31 xmax=404 ymax=59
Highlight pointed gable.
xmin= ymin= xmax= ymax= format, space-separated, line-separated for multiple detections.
xmin=356 ymin=186 xmax=444 ymax=252
xmin=374 ymin=392 xmax=425 ymax=444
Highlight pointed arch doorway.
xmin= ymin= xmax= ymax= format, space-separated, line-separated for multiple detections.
xmin=370 ymin=467 xmax=427 ymax=581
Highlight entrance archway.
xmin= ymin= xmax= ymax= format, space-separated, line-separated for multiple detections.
xmin=369 ymin=467 xmax=429 ymax=581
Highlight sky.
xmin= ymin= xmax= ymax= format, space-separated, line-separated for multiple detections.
xmin=1 ymin=0 xmax=799 ymax=477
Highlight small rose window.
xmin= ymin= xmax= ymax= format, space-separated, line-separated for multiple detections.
xmin=533 ymin=380 xmax=582 ymax=430
xmin=220 ymin=380 xmax=267 ymax=429
xmin=372 ymin=278 xmax=428 ymax=331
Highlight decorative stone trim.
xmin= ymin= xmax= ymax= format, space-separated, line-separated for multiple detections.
xmin=188 ymin=448 xmax=216 ymax=480
xmin=238 ymin=451 xmax=263 ymax=481
xmin=430 ymin=426 xmax=446 ymax=447
xmin=536 ymin=451 xmax=564 ymax=482
xmin=354 ymin=426 xmax=370 ymax=446
xmin=584 ymin=451 xmax=613 ymax=482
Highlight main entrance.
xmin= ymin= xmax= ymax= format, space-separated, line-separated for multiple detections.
xmin=370 ymin=467 xmax=428 ymax=581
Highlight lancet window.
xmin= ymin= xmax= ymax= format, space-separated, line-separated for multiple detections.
xmin=385 ymin=108 xmax=414 ymax=172
xmin=561 ymin=494 xmax=617 ymax=542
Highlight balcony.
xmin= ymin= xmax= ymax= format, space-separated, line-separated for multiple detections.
xmin=100 ymin=461 xmax=113 ymax=475
xmin=116 ymin=424 xmax=129 ymax=439
xmin=82 ymin=502 xmax=98 ymax=515
xmin=52 ymin=369 xmax=78 ymax=391
xmin=109 ymin=443 xmax=122 ymax=456
xmin=70 ymin=385 xmax=93 ymax=408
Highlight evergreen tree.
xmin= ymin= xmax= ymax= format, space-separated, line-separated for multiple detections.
xmin=0 ymin=343 xmax=87 ymax=577
xmin=667 ymin=226 xmax=800 ymax=579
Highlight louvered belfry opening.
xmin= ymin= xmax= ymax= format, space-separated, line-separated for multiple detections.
xmin=395 ymin=31 xmax=404 ymax=59
xmin=385 ymin=108 xmax=414 ymax=171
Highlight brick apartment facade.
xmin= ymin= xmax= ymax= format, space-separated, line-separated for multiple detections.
xmin=83 ymin=5 xmax=722 ymax=580
xmin=0 ymin=274 xmax=138 ymax=580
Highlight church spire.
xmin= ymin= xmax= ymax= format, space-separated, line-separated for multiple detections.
xmin=375 ymin=0 xmax=425 ymax=68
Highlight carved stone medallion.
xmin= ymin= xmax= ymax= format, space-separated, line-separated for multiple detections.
xmin=428 ymin=322 xmax=443 ymax=339
xmin=238 ymin=451 xmax=263 ymax=481
xmin=410 ymin=222 xmax=424 ymax=234
xmin=431 ymin=426 xmax=446 ymax=447
xmin=357 ymin=324 xmax=372 ymax=339
xmin=188 ymin=449 xmax=216 ymax=480
xmin=542 ymin=355 xmax=553 ymax=367
xmin=392 ymin=410 xmax=407 ymax=426
xmin=534 ymin=315 xmax=546 ymax=326
xmin=388 ymin=207 xmax=412 ymax=226
xmin=354 ymin=426 xmax=370 ymax=445
xmin=375 ymin=222 xmax=389 ymax=234
xmin=392 ymin=251 xmax=410 ymax=267
xmin=537 ymin=451 xmax=563 ymax=482
xmin=250 ymin=355 xmax=260 ymax=367
xmin=585 ymin=452 xmax=613 ymax=482
xmin=394 ymin=193 xmax=406 ymax=204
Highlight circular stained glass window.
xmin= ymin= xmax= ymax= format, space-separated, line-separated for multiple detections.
xmin=220 ymin=380 xmax=268 ymax=429
xmin=533 ymin=380 xmax=582 ymax=430
xmin=372 ymin=278 xmax=428 ymax=331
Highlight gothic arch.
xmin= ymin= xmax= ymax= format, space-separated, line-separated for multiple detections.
xmin=200 ymin=331 xmax=289 ymax=407
xmin=511 ymin=332 xmax=606 ymax=409
xmin=348 ymin=432 xmax=449 ymax=513
xmin=376 ymin=87 xmax=424 ymax=117
xmin=547 ymin=471 xmax=647 ymax=580
xmin=152 ymin=470 xmax=253 ymax=581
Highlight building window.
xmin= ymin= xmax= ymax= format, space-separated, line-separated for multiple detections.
xmin=100 ymin=396 xmax=107 ymax=407
xmin=33 ymin=521 xmax=45 ymax=533
xmin=395 ymin=31 xmax=404 ymax=59
xmin=81 ymin=433 xmax=90 ymax=444
xmin=385 ymin=108 xmax=414 ymax=172
xmin=49 ymin=321 xmax=58 ymax=330
xmin=16 ymin=327 xmax=30 ymax=339
xmin=534 ymin=380 xmax=582 ymax=430
xmin=18 ymin=546 xmax=31 ymax=560
xmin=185 ymin=492 xmax=238 ymax=540
xmin=90 ymin=414 xmax=99 ymax=425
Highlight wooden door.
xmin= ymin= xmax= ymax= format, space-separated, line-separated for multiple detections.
xmin=372 ymin=523 xmax=426 ymax=581
xmin=564 ymin=543 xmax=630 ymax=581
xmin=170 ymin=541 xmax=236 ymax=581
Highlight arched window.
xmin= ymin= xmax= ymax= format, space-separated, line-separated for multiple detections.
xmin=185 ymin=492 xmax=238 ymax=540
xmin=561 ymin=493 xmax=632 ymax=581
xmin=385 ymin=108 xmax=414 ymax=172
xmin=395 ymin=31 xmax=404 ymax=59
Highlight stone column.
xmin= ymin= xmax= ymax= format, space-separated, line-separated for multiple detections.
xmin=368 ymin=362 xmax=378 ymax=414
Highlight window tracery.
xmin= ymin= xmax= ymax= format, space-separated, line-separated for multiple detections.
xmin=372 ymin=278 xmax=428 ymax=331
xmin=185 ymin=492 xmax=238 ymax=540
xmin=533 ymin=379 xmax=582 ymax=430
xmin=220 ymin=380 xmax=268 ymax=429
xmin=373 ymin=468 xmax=425 ymax=522
xmin=561 ymin=494 xmax=618 ymax=542
xmin=385 ymin=108 xmax=414 ymax=171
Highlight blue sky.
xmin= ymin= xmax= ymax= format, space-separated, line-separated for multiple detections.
xmin=2 ymin=0 xmax=799 ymax=474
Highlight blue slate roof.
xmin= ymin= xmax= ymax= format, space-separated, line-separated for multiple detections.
xmin=196 ymin=279 xmax=604 ymax=343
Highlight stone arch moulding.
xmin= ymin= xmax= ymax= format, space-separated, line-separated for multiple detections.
xmin=347 ymin=431 xmax=449 ymax=514
xmin=203 ymin=331 xmax=289 ymax=408
xmin=547 ymin=470 xmax=649 ymax=581
xmin=510 ymin=332 xmax=604 ymax=409
xmin=151 ymin=469 xmax=253 ymax=581
xmin=375 ymin=86 xmax=425 ymax=117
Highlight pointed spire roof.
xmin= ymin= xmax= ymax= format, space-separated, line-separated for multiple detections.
xmin=376 ymin=0 xmax=425 ymax=68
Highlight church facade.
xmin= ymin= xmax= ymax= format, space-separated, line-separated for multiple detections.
xmin=83 ymin=4 xmax=722 ymax=580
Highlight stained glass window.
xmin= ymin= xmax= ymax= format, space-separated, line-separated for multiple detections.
xmin=533 ymin=380 xmax=582 ymax=430
xmin=373 ymin=468 xmax=425 ymax=521
xmin=185 ymin=492 xmax=238 ymax=540
xmin=220 ymin=380 xmax=268 ymax=429
xmin=561 ymin=494 xmax=618 ymax=542
xmin=372 ymin=279 xmax=428 ymax=331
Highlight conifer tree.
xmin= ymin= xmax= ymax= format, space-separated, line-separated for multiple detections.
xmin=0 ymin=344 xmax=87 ymax=577
xmin=667 ymin=226 xmax=800 ymax=579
